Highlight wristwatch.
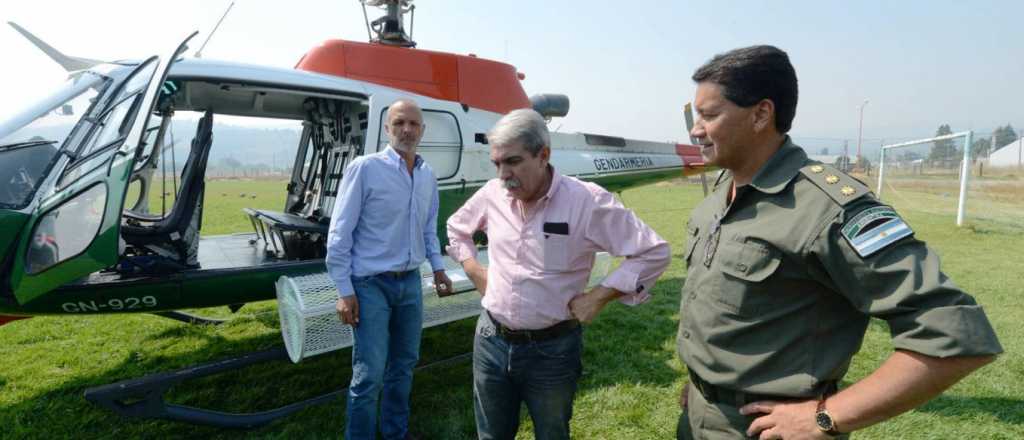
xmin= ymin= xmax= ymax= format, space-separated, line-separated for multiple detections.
xmin=815 ymin=397 xmax=842 ymax=436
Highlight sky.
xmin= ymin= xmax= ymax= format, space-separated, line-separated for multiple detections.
xmin=1 ymin=0 xmax=1022 ymax=157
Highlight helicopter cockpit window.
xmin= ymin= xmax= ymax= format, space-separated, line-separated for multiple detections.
xmin=377 ymin=108 xmax=462 ymax=179
xmin=0 ymin=72 xmax=108 ymax=209
xmin=59 ymin=60 xmax=158 ymax=188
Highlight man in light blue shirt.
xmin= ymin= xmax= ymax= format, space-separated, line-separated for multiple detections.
xmin=326 ymin=98 xmax=453 ymax=440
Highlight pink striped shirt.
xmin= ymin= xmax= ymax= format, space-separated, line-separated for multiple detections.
xmin=446 ymin=170 xmax=670 ymax=330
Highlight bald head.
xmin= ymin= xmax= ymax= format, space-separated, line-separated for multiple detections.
xmin=388 ymin=98 xmax=422 ymax=118
xmin=385 ymin=98 xmax=425 ymax=153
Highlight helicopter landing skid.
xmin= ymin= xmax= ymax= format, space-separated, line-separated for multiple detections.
xmin=151 ymin=310 xmax=229 ymax=326
xmin=83 ymin=345 xmax=471 ymax=429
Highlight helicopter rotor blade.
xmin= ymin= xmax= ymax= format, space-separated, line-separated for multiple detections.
xmin=7 ymin=21 xmax=104 ymax=72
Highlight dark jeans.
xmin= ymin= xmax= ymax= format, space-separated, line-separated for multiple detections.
xmin=472 ymin=311 xmax=583 ymax=440
xmin=346 ymin=270 xmax=423 ymax=440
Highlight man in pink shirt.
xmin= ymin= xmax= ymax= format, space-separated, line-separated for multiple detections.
xmin=446 ymin=109 xmax=671 ymax=440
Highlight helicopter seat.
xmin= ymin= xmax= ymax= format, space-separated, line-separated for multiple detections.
xmin=121 ymin=110 xmax=214 ymax=270
xmin=244 ymin=208 xmax=327 ymax=260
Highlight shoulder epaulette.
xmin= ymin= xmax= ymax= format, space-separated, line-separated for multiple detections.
xmin=799 ymin=163 xmax=870 ymax=206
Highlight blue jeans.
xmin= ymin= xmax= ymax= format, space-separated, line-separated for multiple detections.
xmin=472 ymin=311 xmax=583 ymax=440
xmin=346 ymin=270 xmax=423 ymax=440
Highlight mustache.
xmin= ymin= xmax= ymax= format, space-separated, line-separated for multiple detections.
xmin=502 ymin=178 xmax=521 ymax=190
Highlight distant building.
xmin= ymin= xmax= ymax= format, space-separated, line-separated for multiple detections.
xmin=808 ymin=154 xmax=841 ymax=164
xmin=808 ymin=154 xmax=858 ymax=172
xmin=989 ymin=138 xmax=1023 ymax=167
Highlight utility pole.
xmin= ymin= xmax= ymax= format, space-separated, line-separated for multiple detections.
xmin=857 ymin=99 xmax=869 ymax=171
xmin=843 ymin=140 xmax=849 ymax=172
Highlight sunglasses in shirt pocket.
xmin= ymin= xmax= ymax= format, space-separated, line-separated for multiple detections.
xmin=542 ymin=222 xmax=571 ymax=272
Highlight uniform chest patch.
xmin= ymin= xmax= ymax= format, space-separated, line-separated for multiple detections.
xmin=841 ymin=206 xmax=913 ymax=258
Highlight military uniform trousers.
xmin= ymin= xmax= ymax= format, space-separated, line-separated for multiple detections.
xmin=676 ymin=382 xmax=850 ymax=440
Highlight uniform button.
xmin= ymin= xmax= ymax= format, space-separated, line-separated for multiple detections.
xmin=737 ymin=263 xmax=748 ymax=272
xmin=682 ymin=330 xmax=690 ymax=339
xmin=689 ymin=293 xmax=696 ymax=300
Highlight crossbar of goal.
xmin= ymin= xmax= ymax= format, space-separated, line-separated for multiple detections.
xmin=877 ymin=130 xmax=973 ymax=226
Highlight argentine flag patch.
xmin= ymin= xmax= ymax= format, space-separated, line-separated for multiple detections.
xmin=841 ymin=206 xmax=913 ymax=258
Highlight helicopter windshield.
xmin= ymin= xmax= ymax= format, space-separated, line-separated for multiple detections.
xmin=0 ymin=72 xmax=109 ymax=209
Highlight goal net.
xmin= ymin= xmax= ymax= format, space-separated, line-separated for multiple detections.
xmin=877 ymin=131 xmax=1024 ymax=230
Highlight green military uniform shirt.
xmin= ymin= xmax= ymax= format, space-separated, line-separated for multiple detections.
xmin=677 ymin=137 xmax=1003 ymax=398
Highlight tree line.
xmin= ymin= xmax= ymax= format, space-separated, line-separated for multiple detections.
xmin=929 ymin=123 xmax=1018 ymax=162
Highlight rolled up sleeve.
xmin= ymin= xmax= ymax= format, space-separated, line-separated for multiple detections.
xmin=584 ymin=190 xmax=671 ymax=305
xmin=811 ymin=203 xmax=1003 ymax=358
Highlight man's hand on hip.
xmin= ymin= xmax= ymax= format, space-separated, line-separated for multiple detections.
xmin=336 ymin=296 xmax=359 ymax=327
xmin=568 ymin=285 xmax=622 ymax=324
xmin=741 ymin=398 xmax=833 ymax=440
xmin=434 ymin=270 xmax=454 ymax=297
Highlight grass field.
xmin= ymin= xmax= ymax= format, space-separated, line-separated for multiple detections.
xmin=1 ymin=177 xmax=1021 ymax=439
xmin=879 ymin=173 xmax=1024 ymax=230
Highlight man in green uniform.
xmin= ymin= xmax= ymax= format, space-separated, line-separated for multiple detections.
xmin=676 ymin=45 xmax=1003 ymax=439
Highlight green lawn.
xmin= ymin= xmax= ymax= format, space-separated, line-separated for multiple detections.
xmin=0 ymin=178 xmax=1021 ymax=439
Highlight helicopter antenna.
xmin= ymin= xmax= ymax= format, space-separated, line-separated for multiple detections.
xmin=360 ymin=0 xmax=416 ymax=47
xmin=360 ymin=4 xmax=373 ymax=42
xmin=195 ymin=1 xmax=235 ymax=58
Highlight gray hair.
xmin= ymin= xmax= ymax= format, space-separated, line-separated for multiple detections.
xmin=487 ymin=109 xmax=550 ymax=155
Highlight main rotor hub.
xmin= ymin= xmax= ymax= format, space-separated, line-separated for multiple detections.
xmin=361 ymin=0 xmax=416 ymax=47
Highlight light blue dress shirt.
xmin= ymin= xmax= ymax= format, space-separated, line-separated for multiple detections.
xmin=326 ymin=146 xmax=444 ymax=297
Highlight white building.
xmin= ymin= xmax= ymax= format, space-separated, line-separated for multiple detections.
xmin=989 ymin=138 xmax=1023 ymax=167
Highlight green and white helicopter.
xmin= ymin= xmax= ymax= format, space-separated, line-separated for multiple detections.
xmin=0 ymin=1 xmax=707 ymax=428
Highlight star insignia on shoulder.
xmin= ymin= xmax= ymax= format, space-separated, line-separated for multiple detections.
xmin=840 ymin=186 xmax=856 ymax=196
xmin=825 ymin=175 xmax=840 ymax=184
xmin=810 ymin=165 xmax=824 ymax=173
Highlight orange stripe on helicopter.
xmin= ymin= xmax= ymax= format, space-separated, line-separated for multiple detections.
xmin=296 ymin=40 xmax=531 ymax=115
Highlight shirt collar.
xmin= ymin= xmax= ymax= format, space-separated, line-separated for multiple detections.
xmin=747 ymin=136 xmax=808 ymax=195
xmin=541 ymin=166 xmax=562 ymax=200
xmin=385 ymin=145 xmax=423 ymax=169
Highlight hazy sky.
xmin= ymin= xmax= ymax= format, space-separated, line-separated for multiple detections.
xmin=2 ymin=0 xmax=1022 ymax=154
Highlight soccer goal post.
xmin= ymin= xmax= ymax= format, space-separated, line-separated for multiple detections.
xmin=877 ymin=131 xmax=973 ymax=226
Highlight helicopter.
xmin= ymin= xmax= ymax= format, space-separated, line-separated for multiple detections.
xmin=0 ymin=0 xmax=708 ymax=427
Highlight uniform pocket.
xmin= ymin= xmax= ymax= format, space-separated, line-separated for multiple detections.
xmin=713 ymin=239 xmax=781 ymax=315
xmin=542 ymin=234 xmax=571 ymax=272
xmin=719 ymin=240 xmax=780 ymax=282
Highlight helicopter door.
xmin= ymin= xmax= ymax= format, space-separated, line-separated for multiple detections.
xmin=10 ymin=32 xmax=198 ymax=304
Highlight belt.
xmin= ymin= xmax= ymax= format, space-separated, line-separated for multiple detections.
xmin=376 ymin=269 xmax=417 ymax=279
xmin=487 ymin=312 xmax=580 ymax=344
xmin=687 ymin=370 xmax=837 ymax=408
